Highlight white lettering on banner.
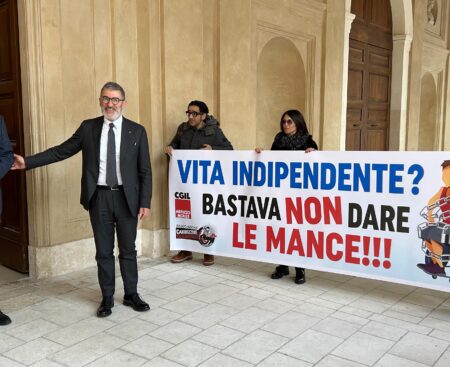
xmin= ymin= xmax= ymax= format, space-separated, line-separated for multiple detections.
xmin=169 ymin=150 xmax=450 ymax=293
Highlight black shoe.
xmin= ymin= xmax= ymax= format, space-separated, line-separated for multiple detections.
xmin=97 ymin=296 xmax=114 ymax=318
xmin=123 ymin=293 xmax=150 ymax=312
xmin=295 ymin=268 xmax=305 ymax=284
xmin=271 ymin=265 xmax=289 ymax=279
xmin=0 ymin=310 xmax=11 ymax=325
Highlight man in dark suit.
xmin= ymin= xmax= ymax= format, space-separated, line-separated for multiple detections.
xmin=0 ymin=115 xmax=14 ymax=325
xmin=12 ymin=82 xmax=152 ymax=317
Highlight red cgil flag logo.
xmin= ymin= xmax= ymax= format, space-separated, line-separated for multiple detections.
xmin=175 ymin=192 xmax=192 ymax=219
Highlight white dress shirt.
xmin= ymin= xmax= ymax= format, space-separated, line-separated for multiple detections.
xmin=97 ymin=116 xmax=123 ymax=185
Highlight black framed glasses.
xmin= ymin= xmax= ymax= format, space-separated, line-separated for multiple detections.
xmin=282 ymin=119 xmax=294 ymax=125
xmin=186 ymin=111 xmax=202 ymax=117
xmin=101 ymin=96 xmax=125 ymax=105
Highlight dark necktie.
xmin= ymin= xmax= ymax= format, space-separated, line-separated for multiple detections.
xmin=106 ymin=123 xmax=118 ymax=187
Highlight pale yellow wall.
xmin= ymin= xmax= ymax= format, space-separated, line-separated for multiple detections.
xmin=421 ymin=0 xmax=449 ymax=151
xmin=34 ymin=0 xmax=144 ymax=247
xmin=419 ymin=72 xmax=437 ymax=150
xmin=19 ymin=0 xmax=149 ymax=277
xmin=164 ymin=0 xmax=205 ymax=125
xmin=17 ymin=0 xmax=450 ymax=278
xmin=219 ymin=0 xmax=255 ymax=147
xmin=406 ymin=0 xmax=449 ymax=150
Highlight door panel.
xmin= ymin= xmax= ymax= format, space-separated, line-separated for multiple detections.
xmin=0 ymin=0 xmax=29 ymax=273
xmin=348 ymin=69 xmax=364 ymax=100
xmin=367 ymin=129 xmax=386 ymax=150
xmin=346 ymin=129 xmax=362 ymax=151
xmin=369 ymin=74 xmax=389 ymax=102
xmin=346 ymin=0 xmax=392 ymax=151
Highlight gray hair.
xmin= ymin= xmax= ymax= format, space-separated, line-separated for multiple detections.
xmin=100 ymin=81 xmax=125 ymax=100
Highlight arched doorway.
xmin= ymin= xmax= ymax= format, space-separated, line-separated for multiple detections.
xmin=256 ymin=37 xmax=306 ymax=148
xmin=346 ymin=0 xmax=393 ymax=151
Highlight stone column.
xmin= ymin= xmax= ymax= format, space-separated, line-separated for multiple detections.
xmin=406 ymin=0 xmax=427 ymax=150
xmin=17 ymin=0 xmax=52 ymax=278
xmin=389 ymin=34 xmax=413 ymax=151
xmin=321 ymin=0 xmax=354 ymax=151
xmin=339 ymin=11 xmax=356 ymax=151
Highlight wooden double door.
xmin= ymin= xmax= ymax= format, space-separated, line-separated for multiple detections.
xmin=0 ymin=0 xmax=29 ymax=273
xmin=346 ymin=0 xmax=393 ymax=151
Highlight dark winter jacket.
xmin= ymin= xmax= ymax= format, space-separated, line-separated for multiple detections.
xmin=169 ymin=115 xmax=233 ymax=150
xmin=270 ymin=131 xmax=318 ymax=151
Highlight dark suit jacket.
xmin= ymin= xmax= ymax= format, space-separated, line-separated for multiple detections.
xmin=25 ymin=116 xmax=152 ymax=215
xmin=0 ymin=116 xmax=14 ymax=215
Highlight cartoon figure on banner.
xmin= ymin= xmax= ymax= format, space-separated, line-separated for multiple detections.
xmin=417 ymin=160 xmax=450 ymax=281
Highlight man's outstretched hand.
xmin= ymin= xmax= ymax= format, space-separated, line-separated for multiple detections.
xmin=11 ymin=154 xmax=26 ymax=170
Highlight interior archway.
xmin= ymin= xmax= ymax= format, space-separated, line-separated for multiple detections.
xmin=256 ymin=37 xmax=306 ymax=149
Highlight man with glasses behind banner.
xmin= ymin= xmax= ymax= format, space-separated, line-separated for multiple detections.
xmin=12 ymin=82 xmax=152 ymax=318
xmin=165 ymin=100 xmax=233 ymax=266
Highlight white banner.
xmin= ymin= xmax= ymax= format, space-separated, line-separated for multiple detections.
xmin=169 ymin=150 xmax=450 ymax=292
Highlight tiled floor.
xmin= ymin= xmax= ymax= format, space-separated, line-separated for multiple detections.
xmin=0 ymin=266 xmax=27 ymax=284
xmin=1 ymin=255 xmax=450 ymax=366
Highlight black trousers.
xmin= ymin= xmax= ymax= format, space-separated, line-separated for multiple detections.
xmin=89 ymin=188 xmax=138 ymax=297
xmin=277 ymin=265 xmax=304 ymax=274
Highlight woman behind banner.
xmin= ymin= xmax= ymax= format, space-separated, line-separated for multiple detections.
xmin=256 ymin=109 xmax=318 ymax=284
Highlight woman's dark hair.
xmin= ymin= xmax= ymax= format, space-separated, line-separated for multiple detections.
xmin=279 ymin=109 xmax=309 ymax=135
xmin=188 ymin=100 xmax=209 ymax=114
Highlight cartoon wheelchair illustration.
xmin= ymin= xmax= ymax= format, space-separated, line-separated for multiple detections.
xmin=417 ymin=197 xmax=450 ymax=281
xmin=197 ymin=226 xmax=216 ymax=247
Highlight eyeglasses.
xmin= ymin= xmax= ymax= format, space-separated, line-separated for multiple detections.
xmin=186 ymin=111 xmax=203 ymax=117
xmin=282 ymin=119 xmax=294 ymax=125
xmin=101 ymin=96 xmax=125 ymax=105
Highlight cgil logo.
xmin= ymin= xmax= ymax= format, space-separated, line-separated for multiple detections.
xmin=175 ymin=192 xmax=192 ymax=219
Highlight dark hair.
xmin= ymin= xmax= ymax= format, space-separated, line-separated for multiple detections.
xmin=441 ymin=160 xmax=450 ymax=169
xmin=279 ymin=109 xmax=309 ymax=135
xmin=188 ymin=100 xmax=209 ymax=114
xmin=101 ymin=81 xmax=125 ymax=100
